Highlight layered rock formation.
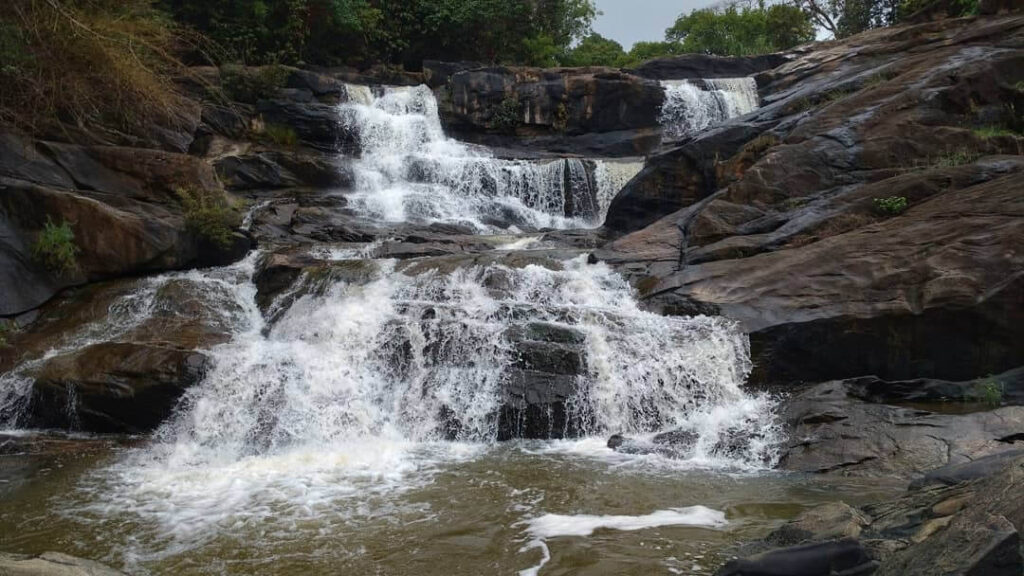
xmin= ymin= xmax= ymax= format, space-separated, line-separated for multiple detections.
xmin=597 ymin=15 xmax=1024 ymax=386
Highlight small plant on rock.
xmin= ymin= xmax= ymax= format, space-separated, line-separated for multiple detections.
xmin=32 ymin=216 xmax=79 ymax=274
xmin=491 ymin=95 xmax=522 ymax=134
xmin=176 ymin=186 xmax=237 ymax=248
xmin=966 ymin=377 xmax=1004 ymax=406
xmin=873 ymin=196 xmax=908 ymax=216
xmin=0 ymin=320 xmax=11 ymax=347
xmin=263 ymin=123 xmax=298 ymax=147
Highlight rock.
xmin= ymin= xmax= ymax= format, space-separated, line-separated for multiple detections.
xmin=0 ymin=551 xmax=128 ymax=576
xmin=215 ymin=150 xmax=352 ymax=191
xmin=715 ymin=538 xmax=877 ymax=576
xmin=256 ymin=99 xmax=355 ymax=152
xmin=767 ymin=503 xmax=872 ymax=547
xmin=908 ymin=449 xmax=1024 ymax=490
xmin=629 ymin=53 xmax=789 ymax=81
xmin=443 ymin=66 xmax=665 ymax=156
xmin=777 ymin=380 xmax=1024 ymax=477
xmin=423 ymin=60 xmax=482 ymax=88
xmin=0 ymin=158 xmax=248 ymax=317
xmin=843 ymin=367 xmax=1024 ymax=407
xmin=606 ymin=428 xmax=701 ymax=458
xmin=722 ymin=454 xmax=1024 ymax=575
xmin=24 ymin=342 xmax=210 ymax=433
xmin=286 ymin=68 xmax=346 ymax=101
xmin=597 ymin=16 xmax=1024 ymax=385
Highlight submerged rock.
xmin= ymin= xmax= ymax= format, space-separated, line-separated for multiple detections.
xmin=720 ymin=453 xmax=1024 ymax=576
xmin=0 ymin=552 xmax=127 ymax=576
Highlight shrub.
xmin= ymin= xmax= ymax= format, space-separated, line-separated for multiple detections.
xmin=221 ymin=64 xmax=289 ymax=103
xmin=873 ymin=196 xmax=908 ymax=216
xmin=32 ymin=216 xmax=80 ymax=274
xmin=491 ymin=96 xmax=522 ymax=134
xmin=966 ymin=378 xmax=1003 ymax=406
xmin=0 ymin=0 xmax=191 ymax=138
xmin=933 ymin=148 xmax=980 ymax=168
xmin=262 ymin=123 xmax=299 ymax=147
xmin=176 ymin=186 xmax=237 ymax=248
xmin=0 ymin=320 xmax=11 ymax=348
xmin=973 ymin=126 xmax=1020 ymax=139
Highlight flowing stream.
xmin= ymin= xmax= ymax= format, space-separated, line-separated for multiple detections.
xmin=0 ymin=79 xmax=901 ymax=575
xmin=659 ymin=78 xmax=760 ymax=140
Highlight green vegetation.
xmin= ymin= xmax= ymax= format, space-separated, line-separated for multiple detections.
xmin=32 ymin=216 xmax=80 ymax=275
xmin=159 ymin=0 xmax=599 ymax=68
xmin=666 ymin=2 xmax=815 ymax=56
xmin=0 ymin=320 xmax=12 ymax=348
xmin=873 ymin=196 xmax=908 ymax=215
xmin=176 ymin=186 xmax=238 ymax=248
xmin=263 ymin=123 xmax=299 ymax=147
xmin=966 ymin=377 xmax=1004 ymax=406
xmin=490 ymin=96 xmax=522 ymax=134
xmin=221 ymin=64 xmax=290 ymax=103
xmin=0 ymin=0 xmax=192 ymax=137
xmin=973 ymin=126 xmax=1022 ymax=139
xmin=899 ymin=0 xmax=978 ymax=20
xmin=933 ymin=148 xmax=980 ymax=168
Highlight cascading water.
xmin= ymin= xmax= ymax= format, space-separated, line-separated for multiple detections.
xmin=659 ymin=78 xmax=760 ymax=140
xmin=337 ymin=84 xmax=638 ymax=230
xmin=0 ymin=80 xmax=790 ymax=576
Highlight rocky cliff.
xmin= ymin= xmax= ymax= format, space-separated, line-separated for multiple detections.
xmin=596 ymin=14 xmax=1024 ymax=388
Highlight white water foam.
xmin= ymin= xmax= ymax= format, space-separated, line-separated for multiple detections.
xmin=518 ymin=506 xmax=726 ymax=576
xmin=659 ymin=78 xmax=760 ymax=140
xmin=72 ymin=254 xmax=777 ymax=556
xmin=525 ymin=506 xmax=727 ymax=538
xmin=338 ymin=84 xmax=633 ymax=230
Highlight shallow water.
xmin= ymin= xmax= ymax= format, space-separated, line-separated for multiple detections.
xmin=0 ymin=433 xmax=904 ymax=575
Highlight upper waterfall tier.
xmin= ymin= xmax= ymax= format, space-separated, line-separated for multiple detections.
xmin=337 ymin=84 xmax=641 ymax=232
xmin=658 ymin=78 xmax=760 ymax=140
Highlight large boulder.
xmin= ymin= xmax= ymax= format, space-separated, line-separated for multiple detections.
xmin=597 ymin=15 xmax=1024 ymax=385
xmin=0 ymin=135 xmax=250 ymax=317
xmin=629 ymin=53 xmax=790 ymax=81
xmin=443 ymin=66 xmax=665 ymax=156
xmin=777 ymin=380 xmax=1024 ymax=477
xmin=719 ymin=454 xmax=1024 ymax=575
xmin=25 ymin=342 xmax=209 ymax=433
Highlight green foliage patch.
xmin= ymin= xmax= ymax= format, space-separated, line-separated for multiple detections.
xmin=32 ymin=216 xmax=80 ymax=275
xmin=263 ymin=123 xmax=299 ymax=147
xmin=491 ymin=96 xmax=522 ymax=134
xmin=176 ymin=186 xmax=238 ymax=248
xmin=965 ymin=377 xmax=1004 ymax=406
xmin=873 ymin=196 xmax=908 ymax=216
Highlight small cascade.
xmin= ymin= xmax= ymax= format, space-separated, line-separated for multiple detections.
xmin=337 ymin=85 xmax=629 ymax=230
xmin=659 ymin=77 xmax=760 ymax=140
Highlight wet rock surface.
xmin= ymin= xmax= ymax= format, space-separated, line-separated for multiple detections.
xmin=778 ymin=380 xmax=1024 ymax=477
xmin=0 ymin=551 xmax=128 ymax=576
xmin=719 ymin=453 xmax=1024 ymax=576
xmin=597 ymin=15 xmax=1024 ymax=386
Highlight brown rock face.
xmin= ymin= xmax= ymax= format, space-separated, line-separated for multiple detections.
xmin=598 ymin=15 xmax=1024 ymax=384
xmin=26 ymin=342 xmax=209 ymax=433
xmin=0 ymin=135 xmax=249 ymax=316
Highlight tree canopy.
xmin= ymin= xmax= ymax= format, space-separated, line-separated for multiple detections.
xmin=158 ymin=0 xmax=599 ymax=68
xmin=665 ymin=2 xmax=815 ymax=56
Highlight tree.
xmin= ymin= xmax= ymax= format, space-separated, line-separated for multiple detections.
xmin=766 ymin=4 xmax=816 ymax=49
xmin=665 ymin=1 xmax=814 ymax=57
xmin=562 ymin=33 xmax=627 ymax=67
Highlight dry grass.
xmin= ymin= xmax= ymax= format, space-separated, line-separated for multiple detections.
xmin=0 ymin=0 xmax=195 ymax=138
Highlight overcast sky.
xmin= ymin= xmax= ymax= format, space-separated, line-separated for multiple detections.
xmin=592 ymin=0 xmax=718 ymax=49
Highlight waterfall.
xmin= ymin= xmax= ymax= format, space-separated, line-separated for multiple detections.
xmin=659 ymin=78 xmax=760 ymax=140
xmin=337 ymin=84 xmax=629 ymax=230
xmin=70 ymin=253 xmax=778 ymax=544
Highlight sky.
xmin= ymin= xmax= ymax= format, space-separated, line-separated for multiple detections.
xmin=592 ymin=0 xmax=718 ymax=50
